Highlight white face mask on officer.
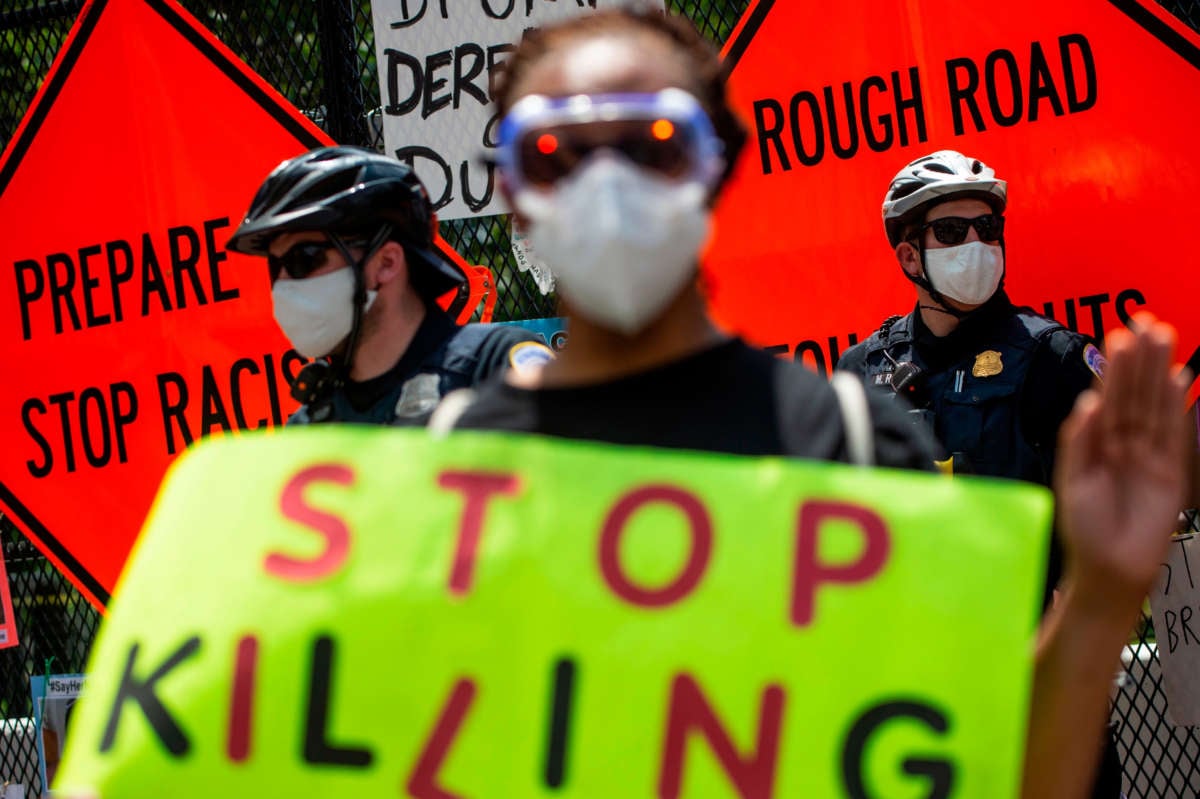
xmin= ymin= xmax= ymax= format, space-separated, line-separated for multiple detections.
xmin=514 ymin=154 xmax=711 ymax=335
xmin=922 ymin=241 xmax=1004 ymax=306
xmin=271 ymin=267 xmax=377 ymax=358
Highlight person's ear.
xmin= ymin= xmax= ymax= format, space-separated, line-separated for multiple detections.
xmin=368 ymin=241 xmax=408 ymax=289
xmin=896 ymin=240 xmax=923 ymax=279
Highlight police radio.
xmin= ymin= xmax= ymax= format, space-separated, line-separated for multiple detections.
xmin=882 ymin=351 xmax=928 ymax=405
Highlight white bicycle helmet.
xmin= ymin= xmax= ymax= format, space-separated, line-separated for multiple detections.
xmin=882 ymin=150 xmax=1007 ymax=247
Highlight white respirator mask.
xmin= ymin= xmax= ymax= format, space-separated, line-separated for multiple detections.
xmin=922 ymin=241 xmax=1005 ymax=306
xmin=515 ymin=155 xmax=711 ymax=335
xmin=271 ymin=266 xmax=377 ymax=358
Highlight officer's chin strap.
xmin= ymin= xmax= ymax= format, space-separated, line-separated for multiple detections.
xmin=905 ymin=237 xmax=1006 ymax=321
xmin=328 ymin=224 xmax=395 ymax=386
xmin=289 ymin=225 xmax=394 ymax=412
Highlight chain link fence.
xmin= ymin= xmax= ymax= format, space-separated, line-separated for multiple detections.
xmin=2 ymin=0 xmax=1199 ymax=796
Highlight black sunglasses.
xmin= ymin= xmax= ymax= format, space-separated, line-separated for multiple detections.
xmin=267 ymin=240 xmax=336 ymax=283
xmin=267 ymin=239 xmax=371 ymax=282
xmin=919 ymin=213 xmax=1005 ymax=246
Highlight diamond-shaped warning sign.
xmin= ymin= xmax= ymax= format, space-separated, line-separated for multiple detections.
xmin=0 ymin=0 xmax=332 ymax=607
xmin=705 ymin=0 xmax=1200 ymax=399
xmin=1 ymin=0 xmax=348 ymax=608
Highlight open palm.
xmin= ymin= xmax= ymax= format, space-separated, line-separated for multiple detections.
xmin=1054 ymin=314 xmax=1190 ymax=609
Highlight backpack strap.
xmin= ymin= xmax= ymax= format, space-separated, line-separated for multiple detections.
xmin=426 ymin=388 xmax=477 ymax=437
xmin=830 ymin=372 xmax=875 ymax=466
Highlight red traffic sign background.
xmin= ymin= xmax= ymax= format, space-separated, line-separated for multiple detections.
xmin=0 ymin=0 xmax=330 ymax=607
xmin=0 ymin=0 xmax=475 ymax=609
xmin=705 ymin=0 xmax=1200 ymax=401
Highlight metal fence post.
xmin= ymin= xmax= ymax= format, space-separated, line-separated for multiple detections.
xmin=315 ymin=0 xmax=368 ymax=146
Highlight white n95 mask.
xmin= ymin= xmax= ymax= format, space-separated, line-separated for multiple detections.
xmin=515 ymin=155 xmax=711 ymax=335
xmin=923 ymin=241 xmax=1004 ymax=306
xmin=271 ymin=267 xmax=377 ymax=358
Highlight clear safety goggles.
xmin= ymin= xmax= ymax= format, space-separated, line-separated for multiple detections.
xmin=493 ymin=88 xmax=724 ymax=193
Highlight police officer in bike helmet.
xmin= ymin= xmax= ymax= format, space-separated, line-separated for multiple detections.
xmin=228 ymin=146 xmax=551 ymax=425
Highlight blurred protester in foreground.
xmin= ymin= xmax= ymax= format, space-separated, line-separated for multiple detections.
xmin=433 ymin=8 xmax=1191 ymax=799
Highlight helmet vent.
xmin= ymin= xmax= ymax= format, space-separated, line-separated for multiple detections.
xmin=294 ymin=172 xmax=358 ymax=209
xmin=310 ymin=149 xmax=345 ymax=163
xmin=924 ymin=163 xmax=954 ymax=174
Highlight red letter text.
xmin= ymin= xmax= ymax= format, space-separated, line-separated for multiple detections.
xmin=599 ymin=485 xmax=712 ymax=607
xmin=792 ymin=500 xmax=890 ymax=626
xmin=406 ymin=678 xmax=478 ymax=799
xmin=266 ymin=463 xmax=355 ymax=582
xmin=226 ymin=634 xmax=258 ymax=762
xmin=658 ymin=673 xmax=784 ymax=799
xmin=437 ymin=470 xmax=521 ymax=595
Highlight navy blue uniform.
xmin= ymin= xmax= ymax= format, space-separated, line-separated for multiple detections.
xmin=290 ymin=309 xmax=549 ymax=426
xmin=836 ymin=291 xmax=1099 ymax=486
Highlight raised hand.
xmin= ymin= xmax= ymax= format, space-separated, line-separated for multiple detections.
xmin=1023 ymin=312 xmax=1190 ymax=799
xmin=1054 ymin=312 xmax=1191 ymax=613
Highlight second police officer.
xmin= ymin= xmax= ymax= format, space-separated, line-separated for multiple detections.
xmin=836 ymin=149 xmax=1119 ymax=798
xmin=838 ymin=150 xmax=1103 ymax=483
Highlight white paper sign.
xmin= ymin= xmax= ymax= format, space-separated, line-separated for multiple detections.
xmin=1148 ymin=534 xmax=1200 ymax=727
xmin=370 ymin=0 xmax=662 ymax=220
xmin=510 ymin=220 xmax=555 ymax=294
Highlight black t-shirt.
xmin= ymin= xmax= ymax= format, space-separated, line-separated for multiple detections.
xmin=456 ymin=338 xmax=937 ymax=469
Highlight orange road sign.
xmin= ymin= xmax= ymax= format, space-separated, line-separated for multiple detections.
xmin=706 ymin=0 xmax=1200 ymax=401
xmin=0 ymin=0 xmax=476 ymax=608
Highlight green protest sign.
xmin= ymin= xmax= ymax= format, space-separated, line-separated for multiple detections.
xmin=56 ymin=427 xmax=1049 ymax=797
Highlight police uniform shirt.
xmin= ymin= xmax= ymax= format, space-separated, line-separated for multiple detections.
xmin=455 ymin=337 xmax=937 ymax=468
xmin=837 ymin=291 xmax=1099 ymax=486
xmin=291 ymin=309 xmax=550 ymax=426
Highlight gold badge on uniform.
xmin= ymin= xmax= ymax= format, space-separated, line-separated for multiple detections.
xmin=972 ymin=350 xmax=1003 ymax=377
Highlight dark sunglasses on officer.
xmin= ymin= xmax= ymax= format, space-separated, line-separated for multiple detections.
xmin=919 ymin=213 xmax=1005 ymax=246
xmin=267 ymin=238 xmax=368 ymax=283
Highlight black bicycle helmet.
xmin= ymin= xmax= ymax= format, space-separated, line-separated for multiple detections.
xmin=882 ymin=150 xmax=1007 ymax=248
xmin=228 ymin=146 xmax=466 ymax=299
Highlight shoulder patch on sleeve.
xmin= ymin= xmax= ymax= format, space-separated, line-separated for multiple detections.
xmin=1082 ymin=343 xmax=1107 ymax=381
xmin=508 ymin=341 xmax=554 ymax=374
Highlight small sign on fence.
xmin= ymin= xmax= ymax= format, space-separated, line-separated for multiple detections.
xmin=1149 ymin=533 xmax=1200 ymax=727
xmin=30 ymin=674 xmax=85 ymax=796
xmin=0 ymin=539 xmax=17 ymax=650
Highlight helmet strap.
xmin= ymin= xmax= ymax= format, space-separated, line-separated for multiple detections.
xmin=327 ymin=223 xmax=395 ymax=385
xmin=906 ymin=237 xmax=1007 ymax=321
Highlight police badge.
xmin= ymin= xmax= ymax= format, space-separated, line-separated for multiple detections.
xmin=972 ymin=350 xmax=1003 ymax=377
